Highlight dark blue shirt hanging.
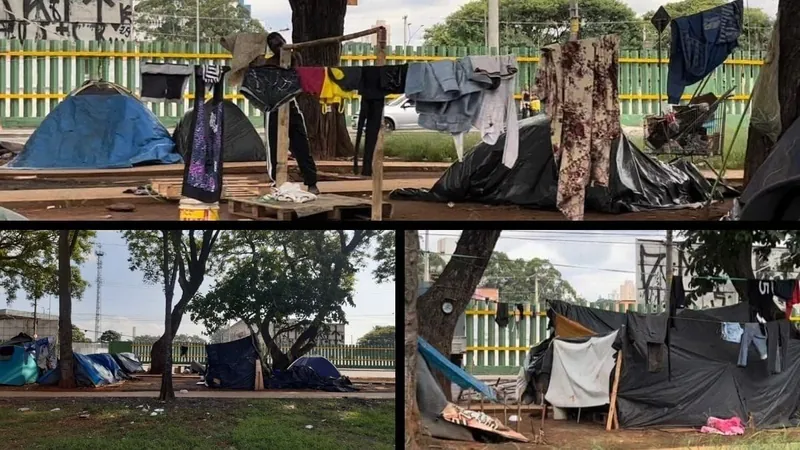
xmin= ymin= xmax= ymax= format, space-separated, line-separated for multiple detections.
xmin=666 ymin=0 xmax=743 ymax=104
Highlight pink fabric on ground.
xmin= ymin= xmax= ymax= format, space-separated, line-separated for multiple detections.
xmin=700 ymin=416 xmax=745 ymax=436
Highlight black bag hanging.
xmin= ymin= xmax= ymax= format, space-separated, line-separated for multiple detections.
xmin=495 ymin=303 xmax=510 ymax=328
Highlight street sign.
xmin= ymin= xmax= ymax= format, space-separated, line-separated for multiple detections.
xmin=651 ymin=6 xmax=672 ymax=34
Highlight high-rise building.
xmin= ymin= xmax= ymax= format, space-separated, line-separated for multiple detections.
xmin=620 ymin=280 xmax=636 ymax=302
xmin=437 ymin=238 xmax=457 ymax=264
xmin=357 ymin=20 xmax=391 ymax=46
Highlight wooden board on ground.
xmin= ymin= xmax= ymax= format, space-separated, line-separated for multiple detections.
xmin=150 ymin=176 xmax=266 ymax=200
xmin=228 ymin=194 xmax=393 ymax=221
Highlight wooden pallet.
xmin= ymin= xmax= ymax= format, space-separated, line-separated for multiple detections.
xmin=150 ymin=176 xmax=266 ymax=200
xmin=227 ymin=194 xmax=393 ymax=221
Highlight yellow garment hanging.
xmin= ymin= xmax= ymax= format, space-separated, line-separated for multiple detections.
xmin=319 ymin=68 xmax=358 ymax=113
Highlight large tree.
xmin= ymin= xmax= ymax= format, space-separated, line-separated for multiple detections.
xmin=134 ymin=0 xmax=264 ymax=42
xmin=72 ymin=325 xmax=92 ymax=343
xmin=417 ymin=230 xmax=502 ymax=399
xmin=123 ymin=230 xmax=221 ymax=374
xmin=357 ymin=325 xmax=395 ymax=347
xmin=424 ymin=0 xmax=642 ymax=49
xmin=642 ymin=1 xmax=774 ymax=52
xmin=480 ymin=251 xmax=582 ymax=305
xmin=288 ymin=0 xmax=354 ymax=159
xmin=404 ymin=230 xmax=421 ymax=449
xmin=680 ymin=230 xmax=800 ymax=314
xmin=0 ymin=231 xmax=93 ymax=306
xmin=159 ymin=231 xmax=181 ymax=402
xmin=190 ymin=230 xmax=385 ymax=370
xmin=58 ymin=231 xmax=91 ymax=389
xmin=99 ymin=330 xmax=121 ymax=343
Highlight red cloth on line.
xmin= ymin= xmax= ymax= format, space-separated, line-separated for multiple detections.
xmin=296 ymin=67 xmax=325 ymax=96
xmin=786 ymin=281 xmax=800 ymax=320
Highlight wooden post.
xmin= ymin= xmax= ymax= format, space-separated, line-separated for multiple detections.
xmin=606 ymin=350 xmax=623 ymax=431
xmin=371 ymin=27 xmax=387 ymax=220
xmin=275 ymin=48 xmax=292 ymax=187
xmin=516 ymin=401 xmax=522 ymax=432
xmin=254 ymin=359 xmax=264 ymax=391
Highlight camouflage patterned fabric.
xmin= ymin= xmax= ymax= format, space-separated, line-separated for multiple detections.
xmin=535 ymin=35 xmax=621 ymax=221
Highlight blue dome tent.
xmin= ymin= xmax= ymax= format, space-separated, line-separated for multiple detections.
xmin=287 ymin=355 xmax=342 ymax=379
xmin=6 ymin=80 xmax=181 ymax=169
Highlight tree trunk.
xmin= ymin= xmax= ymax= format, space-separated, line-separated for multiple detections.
xmin=779 ymin=1 xmax=800 ymax=135
xmin=417 ymin=230 xmax=502 ymax=400
xmin=289 ymin=0 xmax=355 ymax=160
xmin=260 ymin=323 xmax=291 ymax=370
xmin=743 ymin=127 xmax=774 ymax=188
xmin=404 ymin=231 xmax=422 ymax=449
xmin=159 ymin=232 xmax=176 ymax=401
xmin=57 ymin=231 xmax=76 ymax=389
xmin=149 ymin=289 xmax=197 ymax=374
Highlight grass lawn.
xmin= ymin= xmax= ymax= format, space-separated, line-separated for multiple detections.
xmin=0 ymin=398 xmax=395 ymax=450
xmin=384 ymin=126 xmax=749 ymax=171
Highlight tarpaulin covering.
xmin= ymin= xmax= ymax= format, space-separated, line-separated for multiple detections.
xmin=391 ymin=116 xmax=724 ymax=214
xmin=0 ymin=344 xmax=38 ymax=386
xmin=205 ymin=336 xmax=257 ymax=390
xmin=37 ymin=353 xmax=126 ymax=387
xmin=545 ymin=330 xmax=619 ymax=408
xmin=286 ymin=356 xmax=342 ymax=379
xmin=417 ymin=353 xmax=475 ymax=442
xmin=111 ymin=352 xmax=145 ymax=375
xmin=735 ymin=116 xmax=800 ymax=221
xmin=173 ymin=100 xmax=267 ymax=162
xmin=6 ymin=81 xmax=181 ymax=169
xmin=268 ymin=365 xmax=357 ymax=392
xmin=418 ymin=336 xmax=497 ymax=402
xmin=542 ymin=300 xmax=800 ymax=429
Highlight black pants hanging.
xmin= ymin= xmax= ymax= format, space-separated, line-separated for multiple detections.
xmin=766 ymin=320 xmax=790 ymax=374
xmin=354 ymin=98 xmax=384 ymax=177
xmin=265 ymin=99 xmax=318 ymax=186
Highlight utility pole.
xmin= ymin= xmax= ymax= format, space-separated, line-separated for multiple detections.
xmin=94 ymin=244 xmax=105 ymax=342
xmin=196 ymin=0 xmax=201 ymax=62
xmin=534 ymin=275 xmax=539 ymax=309
xmin=424 ymin=230 xmax=431 ymax=282
xmin=569 ymin=0 xmax=580 ymax=41
xmin=665 ymin=230 xmax=674 ymax=312
xmin=403 ymin=15 xmax=408 ymax=49
xmin=33 ymin=299 xmax=38 ymax=338
xmin=488 ymin=0 xmax=499 ymax=53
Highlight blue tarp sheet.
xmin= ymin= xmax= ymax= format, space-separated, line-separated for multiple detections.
xmin=37 ymin=353 xmax=126 ymax=387
xmin=0 ymin=345 xmax=38 ymax=386
xmin=286 ymin=356 xmax=342 ymax=379
xmin=7 ymin=94 xmax=181 ymax=169
xmin=418 ymin=336 xmax=498 ymax=402
xmin=205 ymin=336 xmax=257 ymax=390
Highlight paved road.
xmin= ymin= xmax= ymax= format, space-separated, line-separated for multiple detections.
xmin=340 ymin=369 xmax=395 ymax=379
xmin=1 ymin=390 xmax=394 ymax=399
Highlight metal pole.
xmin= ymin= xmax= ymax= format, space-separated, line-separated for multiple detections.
xmin=403 ymin=15 xmax=408 ymax=50
xmin=657 ymin=34 xmax=663 ymax=109
xmin=196 ymin=0 xmax=201 ymax=61
xmin=569 ymin=0 xmax=580 ymax=41
xmin=665 ymin=230 xmax=674 ymax=312
xmin=488 ymin=0 xmax=499 ymax=53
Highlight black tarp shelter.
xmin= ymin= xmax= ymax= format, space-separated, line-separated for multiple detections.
xmin=391 ymin=115 xmax=726 ymax=214
xmin=526 ymin=300 xmax=800 ymax=429
xmin=205 ymin=336 xmax=258 ymax=390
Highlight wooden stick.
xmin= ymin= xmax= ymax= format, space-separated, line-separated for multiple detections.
xmin=516 ymin=401 xmax=522 ymax=432
xmin=606 ymin=350 xmax=623 ymax=431
xmin=275 ymin=48 xmax=292 ymax=187
xmin=480 ymin=395 xmax=484 ymax=413
xmin=371 ymin=27 xmax=387 ymax=220
xmin=254 ymin=359 xmax=264 ymax=391
xmin=283 ymin=27 xmax=385 ymax=50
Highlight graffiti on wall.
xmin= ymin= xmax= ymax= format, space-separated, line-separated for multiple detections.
xmin=0 ymin=0 xmax=133 ymax=41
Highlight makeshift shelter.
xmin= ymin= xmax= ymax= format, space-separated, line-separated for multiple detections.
xmin=6 ymin=80 xmax=181 ymax=169
xmin=287 ymin=356 xmax=341 ymax=379
xmin=205 ymin=336 xmax=258 ymax=390
xmin=392 ymin=116 xmax=726 ymax=214
xmin=521 ymin=300 xmax=800 ymax=429
xmin=111 ymin=352 xmax=145 ymax=375
xmin=418 ymin=337 xmax=497 ymax=402
xmin=172 ymin=100 xmax=267 ymax=162
xmin=38 ymin=353 xmax=127 ymax=387
xmin=733 ymin=116 xmax=800 ymax=221
xmin=0 ymin=339 xmax=37 ymax=386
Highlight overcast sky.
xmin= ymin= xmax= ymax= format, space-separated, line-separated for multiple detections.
xmin=251 ymin=0 xmax=778 ymax=47
xmin=421 ymin=230 xmax=672 ymax=302
xmin=4 ymin=231 xmax=394 ymax=344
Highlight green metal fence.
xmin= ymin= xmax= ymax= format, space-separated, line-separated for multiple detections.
xmin=128 ymin=342 xmax=395 ymax=369
xmin=0 ymin=40 xmax=765 ymax=128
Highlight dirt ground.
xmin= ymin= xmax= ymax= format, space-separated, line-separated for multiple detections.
xmin=9 ymin=196 xmax=733 ymax=221
xmin=0 ymin=374 xmax=393 ymax=394
xmin=424 ymin=412 xmax=800 ymax=449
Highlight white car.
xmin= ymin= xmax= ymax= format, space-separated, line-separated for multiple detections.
xmin=351 ymin=95 xmax=420 ymax=132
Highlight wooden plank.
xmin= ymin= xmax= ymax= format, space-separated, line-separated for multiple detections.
xmin=276 ymin=49 xmax=292 ymax=186
xmin=606 ymin=350 xmax=623 ymax=432
xmin=227 ymin=194 xmax=390 ymax=221
xmin=0 ymin=161 xmax=452 ymax=180
xmin=372 ymin=27 xmax=387 ymax=221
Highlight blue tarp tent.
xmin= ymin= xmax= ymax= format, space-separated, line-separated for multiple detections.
xmin=286 ymin=356 xmax=342 ymax=379
xmin=38 ymin=353 xmax=126 ymax=387
xmin=418 ymin=336 xmax=498 ymax=402
xmin=0 ymin=344 xmax=38 ymax=386
xmin=205 ymin=336 xmax=258 ymax=390
xmin=6 ymin=81 xmax=181 ymax=169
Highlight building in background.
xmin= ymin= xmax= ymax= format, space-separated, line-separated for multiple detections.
xmin=619 ymin=280 xmax=635 ymax=302
xmin=357 ymin=20 xmax=391 ymax=46
xmin=0 ymin=309 xmax=58 ymax=342
xmin=218 ymin=320 xmax=345 ymax=346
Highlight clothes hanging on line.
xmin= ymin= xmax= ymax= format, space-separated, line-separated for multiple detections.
xmin=737 ymin=322 xmax=767 ymax=367
xmin=264 ymin=98 xmax=318 ymax=187
xmin=240 ymin=66 xmax=303 ymax=113
xmin=666 ymin=0 xmax=743 ymax=104
xmin=788 ymin=282 xmax=800 ymax=320
xmin=220 ymin=32 xmax=269 ymax=88
xmin=534 ymin=34 xmax=621 ymax=221
xmin=140 ymin=62 xmax=193 ymax=103
xmin=766 ymin=320 xmax=789 ymax=374
xmin=182 ymin=65 xmax=230 ymax=204
xmin=296 ymin=67 xmax=326 ymax=97
xmin=495 ymin=303 xmax=510 ymax=328
xmin=721 ymin=322 xmax=744 ymax=343
xmin=747 ymin=279 xmax=796 ymax=320
xmin=319 ymin=68 xmax=358 ymax=113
